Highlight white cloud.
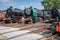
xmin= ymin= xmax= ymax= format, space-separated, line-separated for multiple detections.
xmin=0 ymin=0 xmax=10 ymax=2
xmin=4 ymin=1 xmax=16 ymax=6
xmin=0 ymin=0 xmax=44 ymax=10
xmin=29 ymin=3 xmax=33 ymax=6
xmin=0 ymin=0 xmax=16 ymax=6
xmin=18 ymin=5 xmax=27 ymax=10
xmin=17 ymin=5 xmax=31 ymax=10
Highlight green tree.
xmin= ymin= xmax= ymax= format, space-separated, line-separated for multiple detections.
xmin=41 ymin=0 xmax=60 ymax=10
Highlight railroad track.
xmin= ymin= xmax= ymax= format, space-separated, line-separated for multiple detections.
xmin=0 ymin=23 xmax=55 ymax=40
xmin=37 ymin=34 xmax=57 ymax=40
xmin=8 ymin=27 xmax=56 ymax=40
xmin=37 ymin=29 xmax=57 ymax=40
xmin=0 ymin=25 xmax=49 ymax=37
xmin=0 ymin=23 xmax=51 ymax=34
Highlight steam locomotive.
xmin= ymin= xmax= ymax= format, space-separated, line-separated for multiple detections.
xmin=5 ymin=6 xmax=39 ymax=23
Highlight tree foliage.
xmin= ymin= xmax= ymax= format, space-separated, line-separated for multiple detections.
xmin=41 ymin=0 xmax=60 ymax=10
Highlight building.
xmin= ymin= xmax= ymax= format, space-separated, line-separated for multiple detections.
xmin=0 ymin=10 xmax=6 ymax=19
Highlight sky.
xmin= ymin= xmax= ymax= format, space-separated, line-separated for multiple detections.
xmin=0 ymin=0 xmax=44 ymax=10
